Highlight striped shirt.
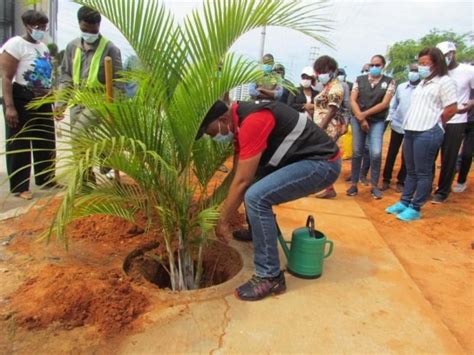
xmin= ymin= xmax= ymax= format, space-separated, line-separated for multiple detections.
xmin=403 ymin=75 xmax=457 ymax=131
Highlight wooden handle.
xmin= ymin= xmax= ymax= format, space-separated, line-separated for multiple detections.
xmin=104 ymin=56 xmax=113 ymax=103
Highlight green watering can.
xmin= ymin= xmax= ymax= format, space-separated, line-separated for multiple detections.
xmin=277 ymin=215 xmax=334 ymax=279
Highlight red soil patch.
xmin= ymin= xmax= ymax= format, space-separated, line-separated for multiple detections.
xmin=10 ymin=264 xmax=149 ymax=337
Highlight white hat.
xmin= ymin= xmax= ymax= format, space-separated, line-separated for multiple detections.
xmin=301 ymin=66 xmax=315 ymax=77
xmin=436 ymin=41 xmax=456 ymax=55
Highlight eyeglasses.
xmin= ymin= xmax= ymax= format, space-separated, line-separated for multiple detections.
xmin=369 ymin=64 xmax=382 ymax=68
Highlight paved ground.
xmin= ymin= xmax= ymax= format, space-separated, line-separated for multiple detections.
xmin=117 ymin=182 xmax=464 ymax=354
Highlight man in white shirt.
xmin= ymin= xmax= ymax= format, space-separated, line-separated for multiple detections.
xmin=432 ymin=42 xmax=474 ymax=203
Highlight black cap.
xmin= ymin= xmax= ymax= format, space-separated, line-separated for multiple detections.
xmin=337 ymin=68 xmax=346 ymax=76
xmin=195 ymin=100 xmax=229 ymax=140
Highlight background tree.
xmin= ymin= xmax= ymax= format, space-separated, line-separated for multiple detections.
xmin=386 ymin=29 xmax=474 ymax=82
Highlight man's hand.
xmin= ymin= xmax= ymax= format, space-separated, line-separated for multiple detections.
xmin=457 ymin=100 xmax=474 ymax=114
xmin=5 ymin=106 xmax=19 ymax=128
xmin=215 ymin=220 xmax=231 ymax=244
xmin=360 ymin=119 xmax=370 ymax=133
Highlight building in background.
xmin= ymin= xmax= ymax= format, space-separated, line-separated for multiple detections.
xmin=229 ymin=84 xmax=250 ymax=101
xmin=0 ymin=0 xmax=14 ymax=45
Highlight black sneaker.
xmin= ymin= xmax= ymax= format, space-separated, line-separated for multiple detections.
xmin=380 ymin=182 xmax=390 ymax=191
xmin=235 ymin=272 xmax=286 ymax=301
xmin=344 ymin=175 xmax=352 ymax=182
xmin=395 ymin=183 xmax=404 ymax=193
xmin=431 ymin=194 xmax=446 ymax=204
xmin=232 ymin=229 xmax=252 ymax=242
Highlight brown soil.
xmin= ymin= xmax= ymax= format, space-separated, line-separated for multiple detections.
xmin=0 ymin=185 xmax=245 ymax=346
xmin=10 ymin=264 xmax=149 ymax=336
xmin=340 ymin=133 xmax=474 ymax=353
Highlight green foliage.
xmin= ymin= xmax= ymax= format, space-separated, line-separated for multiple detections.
xmin=386 ymin=29 xmax=474 ymax=82
xmin=35 ymin=0 xmax=331 ymax=291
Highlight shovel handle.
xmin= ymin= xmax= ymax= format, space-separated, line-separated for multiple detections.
xmin=306 ymin=215 xmax=316 ymax=238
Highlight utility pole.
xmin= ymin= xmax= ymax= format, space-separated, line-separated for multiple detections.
xmin=308 ymin=46 xmax=319 ymax=64
xmin=259 ymin=25 xmax=266 ymax=61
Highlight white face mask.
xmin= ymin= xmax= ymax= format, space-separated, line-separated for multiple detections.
xmin=337 ymin=75 xmax=345 ymax=82
xmin=300 ymin=79 xmax=312 ymax=88
xmin=212 ymin=122 xmax=234 ymax=144
xmin=81 ymin=32 xmax=100 ymax=43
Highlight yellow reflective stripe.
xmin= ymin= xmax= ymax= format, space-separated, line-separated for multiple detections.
xmin=71 ymin=37 xmax=109 ymax=88
xmin=72 ymin=47 xmax=82 ymax=86
xmin=87 ymin=37 xmax=108 ymax=88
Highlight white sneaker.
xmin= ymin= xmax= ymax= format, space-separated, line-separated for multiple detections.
xmin=453 ymin=183 xmax=467 ymax=193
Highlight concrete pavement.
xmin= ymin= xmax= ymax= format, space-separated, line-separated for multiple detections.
xmin=118 ymin=182 xmax=464 ymax=354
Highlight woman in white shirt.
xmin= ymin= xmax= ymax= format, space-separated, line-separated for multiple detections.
xmin=385 ymin=47 xmax=458 ymax=221
xmin=0 ymin=10 xmax=57 ymax=200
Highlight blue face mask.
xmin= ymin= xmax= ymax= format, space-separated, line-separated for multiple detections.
xmin=31 ymin=29 xmax=45 ymax=41
xmin=212 ymin=123 xmax=234 ymax=144
xmin=418 ymin=66 xmax=432 ymax=79
xmin=262 ymin=64 xmax=273 ymax=74
xmin=81 ymin=32 xmax=100 ymax=44
xmin=369 ymin=66 xmax=382 ymax=76
xmin=318 ymin=73 xmax=332 ymax=85
xmin=408 ymin=71 xmax=420 ymax=83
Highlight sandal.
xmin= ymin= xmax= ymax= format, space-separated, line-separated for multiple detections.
xmin=15 ymin=191 xmax=33 ymax=200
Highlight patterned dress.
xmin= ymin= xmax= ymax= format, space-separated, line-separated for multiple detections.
xmin=313 ymin=78 xmax=344 ymax=141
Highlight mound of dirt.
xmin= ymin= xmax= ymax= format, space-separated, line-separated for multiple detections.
xmin=67 ymin=214 xmax=148 ymax=242
xmin=10 ymin=264 xmax=149 ymax=336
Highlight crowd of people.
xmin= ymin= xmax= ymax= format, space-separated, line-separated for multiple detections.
xmin=247 ymin=45 xmax=473 ymax=222
xmin=1 ymin=7 xmax=473 ymax=301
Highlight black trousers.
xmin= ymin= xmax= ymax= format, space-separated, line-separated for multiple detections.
xmin=457 ymin=120 xmax=474 ymax=184
xmin=382 ymin=129 xmax=406 ymax=184
xmin=435 ymin=122 xmax=467 ymax=198
xmin=3 ymin=84 xmax=56 ymax=193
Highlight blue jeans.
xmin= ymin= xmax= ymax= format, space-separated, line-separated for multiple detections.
xmin=401 ymin=125 xmax=444 ymax=210
xmin=351 ymin=119 xmax=385 ymax=186
xmin=244 ymin=158 xmax=341 ymax=278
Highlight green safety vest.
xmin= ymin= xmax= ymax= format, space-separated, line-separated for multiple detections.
xmin=72 ymin=36 xmax=109 ymax=88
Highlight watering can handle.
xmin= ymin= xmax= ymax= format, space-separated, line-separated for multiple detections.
xmin=324 ymin=240 xmax=334 ymax=258
xmin=306 ymin=215 xmax=316 ymax=238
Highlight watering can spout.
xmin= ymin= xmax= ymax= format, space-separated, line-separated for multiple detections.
xmin=276 ymin=225 xmax=291 ymax=260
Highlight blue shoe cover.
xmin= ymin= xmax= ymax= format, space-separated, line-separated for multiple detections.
xmin=385 ymin=202 xmax=408 ymax=215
